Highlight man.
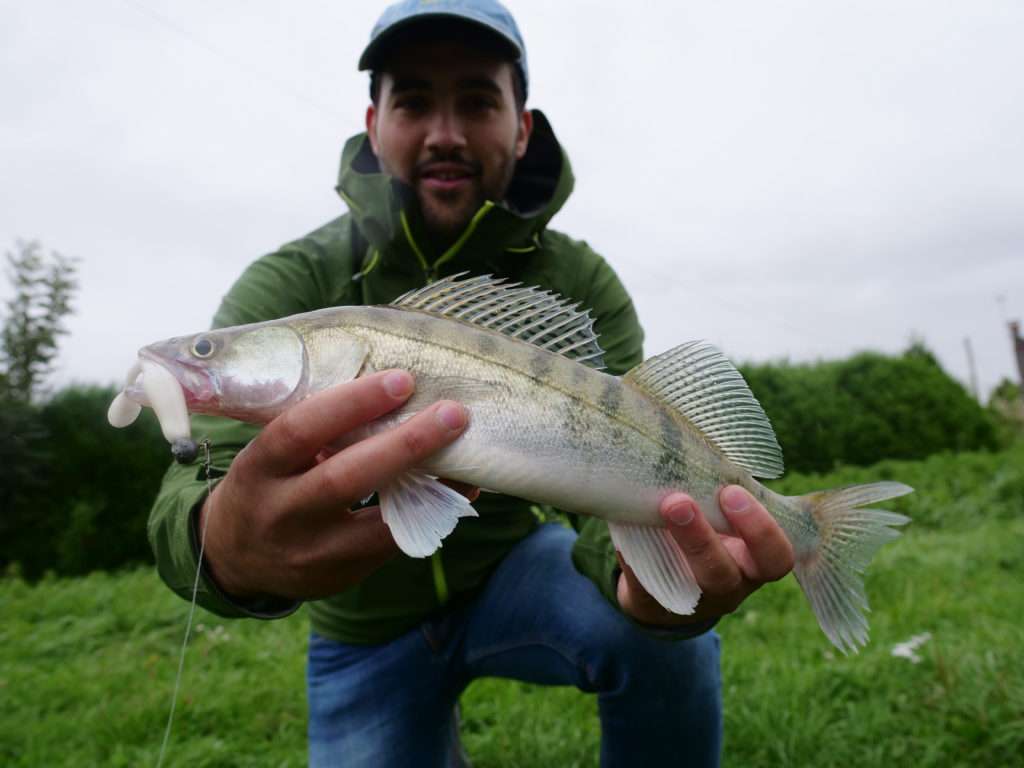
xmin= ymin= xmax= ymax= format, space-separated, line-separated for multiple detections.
xmin=148 ymin=2 xmax=795 ymax=765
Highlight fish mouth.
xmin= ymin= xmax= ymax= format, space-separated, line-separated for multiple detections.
xmin=107 ymin=351 xmax=213 ymax=444
xmin=135 ymin=349 xmax=218 ymax=410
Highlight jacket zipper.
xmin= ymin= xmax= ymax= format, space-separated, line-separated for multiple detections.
xmin=401 ymin=202 xmax=497 ymax=282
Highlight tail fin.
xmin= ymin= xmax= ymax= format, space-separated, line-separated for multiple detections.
xmin=790 ymin=482 xmax=912 ymax=654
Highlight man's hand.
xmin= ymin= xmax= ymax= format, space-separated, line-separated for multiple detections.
xmin=198 ymin=370 xmax=471 ymax=602
xmin=616 ymin=486 xmax=795 ymax=628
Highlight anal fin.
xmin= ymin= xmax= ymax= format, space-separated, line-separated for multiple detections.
xmin=380 ymin=472 xmax=478 ymax=558
xmin=609 ymin=522 xmax=701 ymax=615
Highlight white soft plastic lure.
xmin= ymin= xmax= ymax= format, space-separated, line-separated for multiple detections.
xmin=110 ymin=275 xmax=912 ymax=652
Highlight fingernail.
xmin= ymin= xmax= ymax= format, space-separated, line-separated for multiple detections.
xmin=383 ymin=370 xmax=413 ymax=398
xmin=721 ymin=485 xmax=751 ymax=514
xmin=436 ymin=402 xmax=467 ymax=431
xmin=666 ymin=500 xmax=696 ymax=526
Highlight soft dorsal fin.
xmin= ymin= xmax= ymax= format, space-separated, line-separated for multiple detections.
xmin=625 ymin=341 xmax=784 ymax=479
xmin=392 ymin=273 xmax=606 ymax=370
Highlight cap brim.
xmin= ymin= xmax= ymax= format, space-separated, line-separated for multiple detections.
xmin=358 ymin=12 xmax=522 ymax=71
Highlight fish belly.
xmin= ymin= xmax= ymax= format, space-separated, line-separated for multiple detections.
xmin=340 ymin=310 xmax=738 ymax=529
xmin=400 ymin=361 xmax=726 ymax=527
xmin=424 ymin=395 xmax=667 ymax=525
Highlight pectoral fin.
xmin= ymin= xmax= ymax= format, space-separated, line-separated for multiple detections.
xmin=609 ymin=522 xmax=701 ymax=615
xmin=379 ymin=472 xmax=478 ymax=558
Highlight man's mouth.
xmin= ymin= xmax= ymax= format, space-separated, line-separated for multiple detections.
xmin=418 ymin=162 xmax=478 ymax=193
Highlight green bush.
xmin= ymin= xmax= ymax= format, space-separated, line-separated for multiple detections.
xmin=0 ymin=400 xmax=52 ymax=574
xmin=988 ymin=377 xmax=1024 ymax=444
xmin=2 ymin=385 xmax=171 ymax=579
xmin=740 ymin=344 xmax=999 ymax=473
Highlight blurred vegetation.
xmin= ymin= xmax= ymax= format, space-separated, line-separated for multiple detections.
xmin=987 ymin=376 xmax=1024 ymax=444
xmin=740 ymin=342 xmax=1002 ymax=474
xmin=2 ymin=385 xmax=171 ymax=580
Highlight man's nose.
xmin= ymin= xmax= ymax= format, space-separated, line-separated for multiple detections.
xmin=424 ymin=108 xmax=467 ymax=154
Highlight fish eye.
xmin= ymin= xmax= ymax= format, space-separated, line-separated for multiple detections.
xmin=191 ymin=337 xmax=215 ymax=358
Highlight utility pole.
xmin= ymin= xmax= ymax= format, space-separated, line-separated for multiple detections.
xmin=1010 ymin=320 xmax=1024 ymax=392
xmin=963 ymin=337 xmax=979 ymax=401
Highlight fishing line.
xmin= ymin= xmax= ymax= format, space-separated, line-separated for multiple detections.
xmin=117 ymin=0 xmax=344 ymax=123
xmin=155 ymin=438 xmax=213 ymax=768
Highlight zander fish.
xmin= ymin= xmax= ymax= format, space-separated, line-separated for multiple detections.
xmin=109 ymin=275 xmax=911 ymax=652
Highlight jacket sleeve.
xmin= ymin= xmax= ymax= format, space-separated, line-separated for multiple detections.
xmin=146 ymin=415 xmax=300 ymax=618
xmin=565 ymin=253 xmax=716 ymax=639
xmin=146 ymin=236 xmax=351 ymax=618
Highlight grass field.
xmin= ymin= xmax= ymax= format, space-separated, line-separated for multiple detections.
xmin=3 ymin=444 xmax=1023 ymax=767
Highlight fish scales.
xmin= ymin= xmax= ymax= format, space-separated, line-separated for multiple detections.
xmin=320 ymin=305 xmax=748 ymax=530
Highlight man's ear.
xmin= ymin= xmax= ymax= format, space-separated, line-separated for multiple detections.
xmin=515 ymin=109 xmax=533 ymax=161
xmin=366 ymin=104 xmax=379 ymax=155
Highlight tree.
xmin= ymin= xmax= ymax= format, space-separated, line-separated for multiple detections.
xmin=0 ymin=239 xmax=78 ymax=577
xmin=1 ymin=239 xmax=79 ymax=403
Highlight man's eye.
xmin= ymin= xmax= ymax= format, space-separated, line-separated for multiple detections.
xmin=395 ymin=96 xmax=428 ymax=112
xmin=463 ymin=95 xmax=497 ymax=112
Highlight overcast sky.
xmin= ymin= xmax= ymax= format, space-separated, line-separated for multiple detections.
xmin=3 ymin=0 xmax=1023 ymax=402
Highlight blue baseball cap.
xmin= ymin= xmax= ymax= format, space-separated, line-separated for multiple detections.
xmin=358 ymin=0 xmax=528 ymax=98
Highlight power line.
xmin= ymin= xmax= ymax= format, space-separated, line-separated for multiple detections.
xmin=117 ymin=0 xmax=344 ymax=123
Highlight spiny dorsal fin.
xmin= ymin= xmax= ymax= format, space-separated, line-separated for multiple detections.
xmin=624 ymin=341 xmax=784 ymax=479
xmin=392 ymin=273 xmax=606 ymax=370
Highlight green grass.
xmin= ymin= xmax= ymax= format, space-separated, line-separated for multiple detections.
xmin=3 ymin=445 xmax=1023 ymax=766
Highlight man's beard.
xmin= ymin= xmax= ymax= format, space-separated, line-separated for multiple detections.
xmin=416 ymin=180 xmax=484 ymax=238
xmin=413 ymin=151 xmax=516 ymax=242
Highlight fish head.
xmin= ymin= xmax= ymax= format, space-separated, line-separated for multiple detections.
xmin=109 ymin=315 xmax=370 ymax=448
xmin=137 ymin=323 xmax=308 ymax=422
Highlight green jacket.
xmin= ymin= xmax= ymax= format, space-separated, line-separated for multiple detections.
xmin=148 ymin=111 xmax=646 ymax=644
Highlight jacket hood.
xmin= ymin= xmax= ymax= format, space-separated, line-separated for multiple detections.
xmin=335 ymin=110 xmax=574 ymax=278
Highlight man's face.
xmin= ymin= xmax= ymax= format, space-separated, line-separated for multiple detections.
xmin=366 ymin=41 xmax=533 ymax=239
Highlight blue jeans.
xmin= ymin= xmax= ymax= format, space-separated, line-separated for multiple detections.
xmin=308 ymin=523 xmax=722 ymax=767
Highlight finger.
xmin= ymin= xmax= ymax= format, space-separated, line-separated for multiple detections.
xmin=660 ymin=493 xmax=746 ymax=600
xmin=248 ymin=370 xmax=416 ymax=475
xmin=300 ymin=400 xmax=469 ymax=513
xmin=719 ymin=485 xmax=795 ymax=583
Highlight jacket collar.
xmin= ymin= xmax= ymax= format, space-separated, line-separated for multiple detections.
xmin=335 ymin=110 xmax=573 ymax=280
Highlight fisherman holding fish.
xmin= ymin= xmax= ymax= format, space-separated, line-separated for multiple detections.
xmin=128 ymin=1 xmax=906 ymax=765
